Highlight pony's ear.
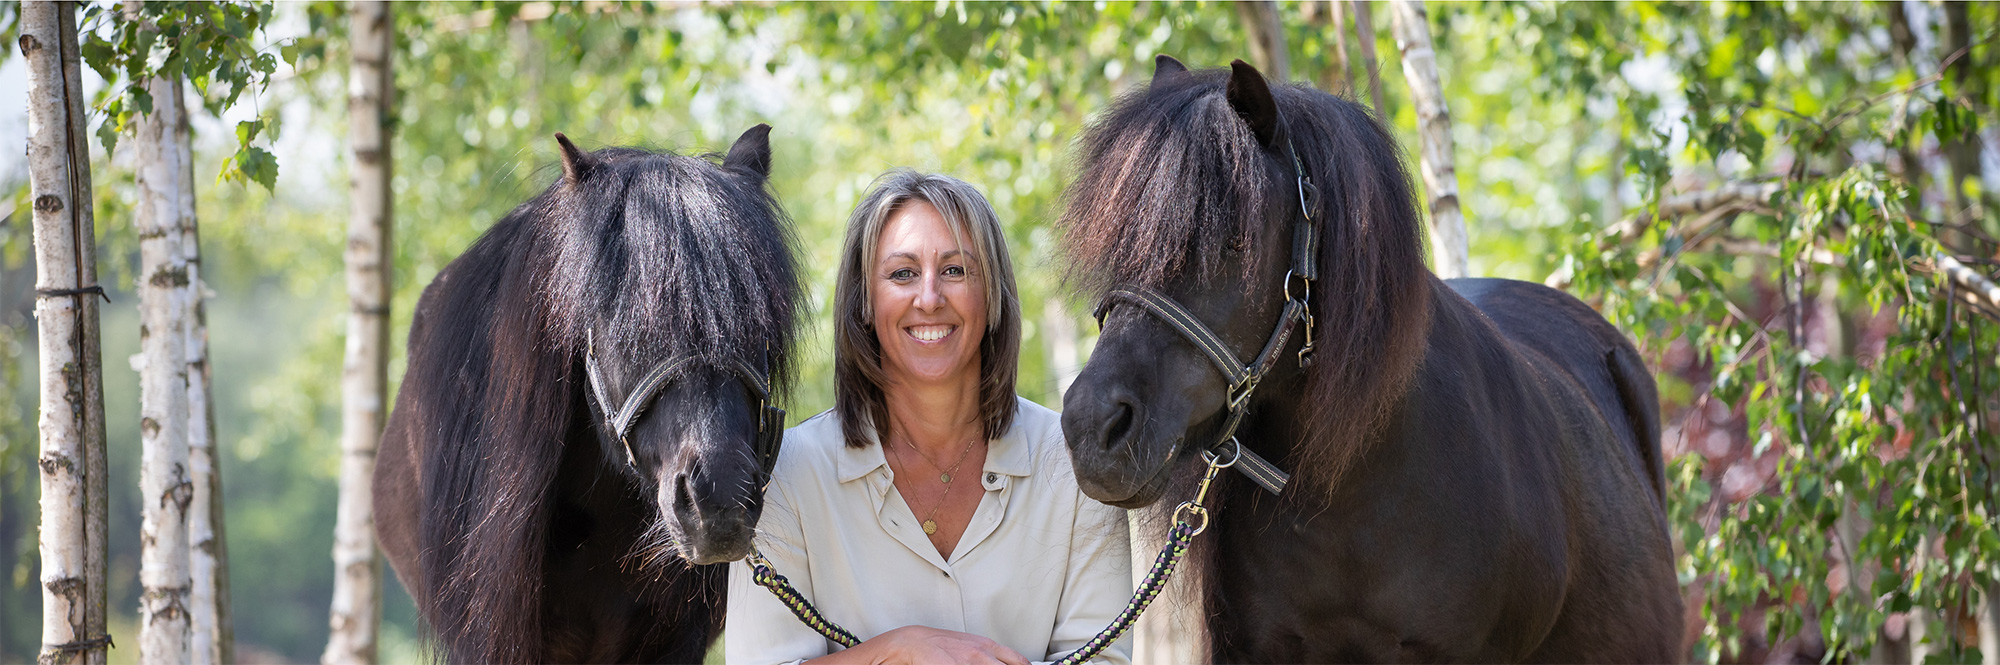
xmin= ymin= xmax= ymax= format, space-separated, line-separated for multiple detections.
xmin=1225 ymin=59 xmax=1283 ymax=148
xmin=555 ymin=132 xmax=589 ymax=181
xmin=724 ymin=123 xmax=774 ymax=181
xmin=1153 ymin=54 xmax=1189 ymax=83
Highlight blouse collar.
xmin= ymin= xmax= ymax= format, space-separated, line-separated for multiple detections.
xmin=835 ymin=402 xmax=1038 ymax=484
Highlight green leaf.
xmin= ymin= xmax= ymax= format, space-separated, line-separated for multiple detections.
xmin=235 ymin=119 xmax=265 ymax=146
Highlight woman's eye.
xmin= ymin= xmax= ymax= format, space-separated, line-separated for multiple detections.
xmin=943 ymin=265 xmax=965 ymax=277
xmin=889 ymin=268 xmax=916 ymax=281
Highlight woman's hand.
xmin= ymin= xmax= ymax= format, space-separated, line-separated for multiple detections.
xmin=809 ymin=626 xmax=1031 ymax=665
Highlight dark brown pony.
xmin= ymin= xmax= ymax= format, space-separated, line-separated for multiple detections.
xmin=1058 ymin=57 xmax=1681 ymax=663
xmin=373 ymin=127 xmax=801 ymax=663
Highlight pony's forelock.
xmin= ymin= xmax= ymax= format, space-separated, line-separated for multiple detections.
xmin=1058 ymin=66 xmax=1434 ymax=502
xmin=414 ymin=142 xmax=800 ymax=663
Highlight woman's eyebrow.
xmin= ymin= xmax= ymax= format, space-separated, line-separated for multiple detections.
xmin=883 ymin=250 xmax=967 ymax=262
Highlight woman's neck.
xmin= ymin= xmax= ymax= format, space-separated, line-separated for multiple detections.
xmin=882 ymin=373 xmax=984 ymax=457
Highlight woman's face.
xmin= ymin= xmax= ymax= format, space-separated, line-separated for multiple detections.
xmin=870 ymin=201 xmax=988 ymax=389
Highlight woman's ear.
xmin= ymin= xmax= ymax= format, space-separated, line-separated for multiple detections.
xmin=725 ymin=123 xmax=774 ymax=181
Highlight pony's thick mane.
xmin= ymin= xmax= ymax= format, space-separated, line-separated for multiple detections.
xmin=1059 ymin=67 xmax=1433 ymax=496
xmin=410 ymin=145 xmax=799 ymax=663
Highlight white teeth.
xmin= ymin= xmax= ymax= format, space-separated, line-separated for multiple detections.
xmin=909 ymin=325 xmax=953 ymax=342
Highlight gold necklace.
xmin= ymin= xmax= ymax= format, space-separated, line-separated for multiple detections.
xmin=891 ymin=436 xmax=978 ymax=535
xmin=900 ymin=434 xmax=977 ymax=485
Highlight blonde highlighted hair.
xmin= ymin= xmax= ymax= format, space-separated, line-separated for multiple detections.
xmin=833 ymin=169 xmax=1022 ymax=448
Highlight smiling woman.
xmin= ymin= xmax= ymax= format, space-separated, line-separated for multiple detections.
xmin=725 ymin=171 xmax=1133 ymax=665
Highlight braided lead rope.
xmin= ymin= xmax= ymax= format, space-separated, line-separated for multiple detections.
xmin=746 ymin=551 xmax=862 ymax=648
xmin=1051 ymin=520 xmax=1198 ymax=665
xmin=745 ymin=522 xmax=1196 ymax=664
xmin=747 ymin=447 xmax=1235 ymax=664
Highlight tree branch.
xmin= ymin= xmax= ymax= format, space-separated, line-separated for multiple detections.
xmin=1933 ymin=254 xmax=2000 ymax=323
xmin=1546 ymin=181 xmax=1784 ymax=288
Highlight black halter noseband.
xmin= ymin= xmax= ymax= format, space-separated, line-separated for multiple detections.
xmin=583 ymin=335 xmax=786 ymax=482
xmin=1093 ymin=137 xmax=1323 ymax=496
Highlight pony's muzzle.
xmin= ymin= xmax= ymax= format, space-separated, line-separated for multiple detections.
xmin=666 ymin=460 xmax=757 ymax=565
xmin=1063 ymin=388 xmax=1174 ymax=507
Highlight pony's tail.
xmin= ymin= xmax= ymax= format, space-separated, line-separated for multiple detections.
xmin=1606 ymin=344 xmax=1665 ymax=507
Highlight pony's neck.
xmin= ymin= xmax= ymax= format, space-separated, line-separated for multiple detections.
xmin=1275 ymin=270 xmax=1436 ymax=495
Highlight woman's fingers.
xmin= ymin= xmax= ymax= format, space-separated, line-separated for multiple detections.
xmin=986 ymin=643 xmax=1030 ymax=665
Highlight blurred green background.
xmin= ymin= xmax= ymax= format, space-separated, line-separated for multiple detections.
xmin=2 ymin=2 xmax=1996 ymax=663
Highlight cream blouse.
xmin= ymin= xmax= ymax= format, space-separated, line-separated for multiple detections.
xmin=724 ymin=397 xmax=1134 ymax=665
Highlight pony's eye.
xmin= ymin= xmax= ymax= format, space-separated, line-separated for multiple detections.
xmin=1226 ymin=236 xmax=1249 ymax=253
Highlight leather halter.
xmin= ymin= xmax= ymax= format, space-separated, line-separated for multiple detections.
xmin=583 ymin=334 xmax=786 ymax=483
xmin=1093 ymin=137 xmax=1322 ymax=496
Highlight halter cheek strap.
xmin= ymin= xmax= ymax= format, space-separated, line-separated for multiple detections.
xmin=1091 ymin=136 xmax=1323 ymax=496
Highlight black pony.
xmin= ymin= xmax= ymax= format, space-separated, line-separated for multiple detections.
xmin=1058 ymin=58 xmax=1681 ymax=662
xmin=373 ymin=126 xmax=801 ymax=664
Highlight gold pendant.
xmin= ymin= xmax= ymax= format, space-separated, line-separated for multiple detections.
xmin=940 ymin=472 xmax=951 ymax=483
xmin=922 ymin=520 xmax=938 ymax=535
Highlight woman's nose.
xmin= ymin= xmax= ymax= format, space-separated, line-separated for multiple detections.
xmin=915 ymin=274 xmax=946 ymax=310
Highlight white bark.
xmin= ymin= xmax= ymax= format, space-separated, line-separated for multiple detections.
xmin=1979 ymin=581 xmax=1998 ymax=665
xmin=134 ymin=72 xmax=195 ymax=665
xmin=1388 ymin=0 xmax=1468 ymax=280
xmin=179 ymin=108 xmax=231 ymax=665
xmin=324 ymin=3 xmax=393 ymax=663
xmin=27 ymin=2 xmax=110 ymax=663
xmin=1234 ymin=1 xmax=1290 ymax=82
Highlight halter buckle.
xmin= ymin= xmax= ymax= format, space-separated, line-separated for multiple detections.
xmin=1227 ymin=374 xmax=1259 ymax=411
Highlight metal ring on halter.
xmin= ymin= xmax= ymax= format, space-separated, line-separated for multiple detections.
xmin=1285 ymin=270 xmax=1312 ymax=303
xmin=1171 ymin=502 xmax=1212 ymax=536
xmin=1203 ymin=437 xmax=1243 ymax=468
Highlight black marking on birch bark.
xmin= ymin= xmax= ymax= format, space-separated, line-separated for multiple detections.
xmin=35 ymin=194 xmax=63 ymax=212
xmin=62 ymin=361 xmax=84 ymax=421
xmin=164 ymin=463 xmax=194 ymax=513
xmin=148 ymin=266 xmax=189 ymax=288
xmin=140 ymin=417 xmax=160 ymax=438
xmin=143 ymin=584 xmax=192 ymax=622
xmin=18 ymin=33 xmax=40 ymax=56
xmin=39 ymin=451 xmax=75 ymax=476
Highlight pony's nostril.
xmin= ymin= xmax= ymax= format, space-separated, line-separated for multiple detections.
xmin=673 ymin=473 xmax=695 ymax=513
xmin=1103 ymin=401 xmax=1136 ymax=450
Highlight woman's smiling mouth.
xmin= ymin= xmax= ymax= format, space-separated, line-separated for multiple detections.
xmin=907 ymin=324 xmax=956 ymax=343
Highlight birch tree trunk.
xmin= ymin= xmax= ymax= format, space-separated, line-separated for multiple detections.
xmin=134 ymin=71 xmax=195 ymax=665
xmin=324 ymin=3 xmax=394 ymax=662
xmin=1940 ymin=0 xmax=1988 ymax=227
xmin=1321 ymin=0 xmax=1354 ymax=95
xmin=1349 ymin=0 xmax=1388 ymax=119
xmin=1233 ymin=0 xmax=1290 ymax=82
xmin=1388 ymin=0 xmax=1469 ymax=279
xmin=26 ymin=2 xmax=111 ymax=663
xmin=179 ymin=110 xmax=232 ymax=665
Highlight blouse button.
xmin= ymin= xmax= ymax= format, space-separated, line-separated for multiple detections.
xmin=986 ymin=472 xmax=998 ymax=484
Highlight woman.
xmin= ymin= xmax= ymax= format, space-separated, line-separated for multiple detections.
xmin=726 ymin=170 xmax=1133 ymax=665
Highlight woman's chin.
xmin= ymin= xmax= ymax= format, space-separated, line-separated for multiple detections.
xmin=886 ymin=354 xmax=980 ymax=387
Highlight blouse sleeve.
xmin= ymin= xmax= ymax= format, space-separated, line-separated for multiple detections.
xmin=726 ymin=468 xmax=830 ymax=665
xmin=1039 ymin=445 xmax=1135 ymax=665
